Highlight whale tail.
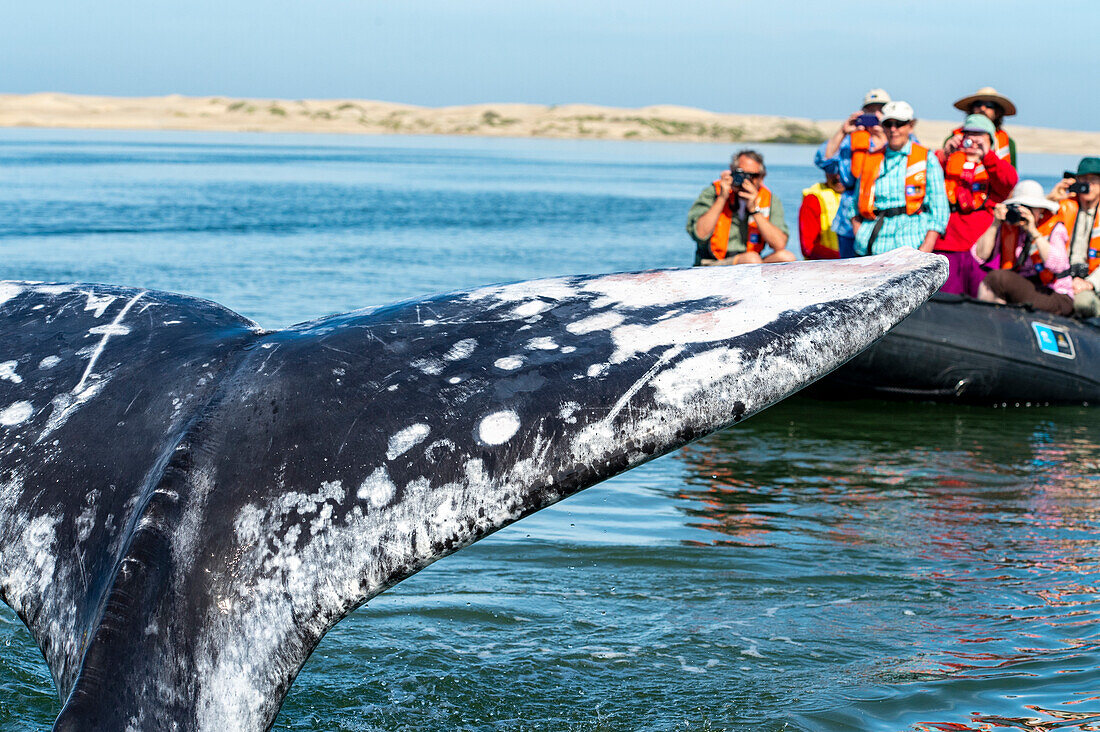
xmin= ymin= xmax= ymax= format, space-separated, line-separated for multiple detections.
xmin=0 ymin=250 xmax=946 ymax=731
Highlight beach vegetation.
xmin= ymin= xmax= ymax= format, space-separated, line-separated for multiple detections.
xmin=312 ymin=110 xmax=333 ymax=120
xmin=336 ymin=103 xmax=360 ymax=111
xmin=269 ymin=105 xmax=287 ymax=116
xmin=482 ymin=110 xmax=518 ymax=127
xmin=227 ymin=101 xmax=247 ymax=112
xmin=764 ymin=122 xmax=826 ymax=144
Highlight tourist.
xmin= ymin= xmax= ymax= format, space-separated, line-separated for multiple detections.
xmin=813 ymin=88 xmax=892 ymax=258
xmin=946 ymin=87 xmax=1017 ymax=167
xmin=1045 ymin=158 xmax=1100 ymax=317
xmin=687 ymin=150 xmax=793 ymax=265
xmin=799 ymin=172 xmax=844 ymax=259
xmin=849 ymin=102 xmax=947 ymax=256
xmin=975 ymin=180 xmax=1073 ymax=316
xmin=933 ymin=114 xmax=1018 ymax=296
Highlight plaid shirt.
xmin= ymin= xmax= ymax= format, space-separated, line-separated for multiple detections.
xmin=849 ymin=142 xmax=948 ymax=256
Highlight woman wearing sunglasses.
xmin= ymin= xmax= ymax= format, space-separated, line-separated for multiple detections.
xmin=944 ymin=87 xmax=1017 ymax=167
xmin=849 ymin=101 xmax=948 ymax=257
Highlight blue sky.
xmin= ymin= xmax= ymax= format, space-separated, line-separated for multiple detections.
xmin=3 ymin=0 xmax=1097 ymax=130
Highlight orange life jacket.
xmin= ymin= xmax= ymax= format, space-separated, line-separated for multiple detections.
xmin=1038 ymin=198 xmax=1100 ymax=276
xmin=944 ymin=151 xmax=990 ymax=213
xmin=856 ymin=144 xmax=929 ymax=221
xmin=952 ymin=126 xmax=1012 ymax=164
xmin=850 ymin=130 xmax=871 ymax=182
xmin=709 ymin=183 xmax=773 ymax=258
xmin=998 ymin=218 xmax=1065 ymax=286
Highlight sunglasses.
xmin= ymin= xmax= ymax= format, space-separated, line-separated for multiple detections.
xmin=730 ymin=168 xmax=764 ymax=179
xmin=971 ymin=101 xmax=1002 ymax=114
xmin=881 ymin=120 xmax=909 ymax=130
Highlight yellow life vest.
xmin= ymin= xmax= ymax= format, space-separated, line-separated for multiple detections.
xmin=800 ymin=182 xmax=841 ymax=259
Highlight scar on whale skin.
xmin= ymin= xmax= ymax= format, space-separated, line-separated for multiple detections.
xmin=0 ymin=249 xmax=947 ymax=731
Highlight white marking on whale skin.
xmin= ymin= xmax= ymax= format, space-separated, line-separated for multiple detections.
xmin=525 ymin=337 xmax=558 ymax=351
xmin=587 ymin=363 xmax=609 ymax=378
xmin=38 ymin=356 xmax=61 ymax=370
xmin=83 ymin=292 xmax=118 ymax=318
xmin=88 ymin=324 xmax=132 ymax=337
xmin=0 ymin=283 xmax=24 ymax=307
xmin=357 ymin=467 xmax=397 ymax=507
xmin=163 ymin=320 xmax=182 ymax=325
xmin=511 ymin=301 xmax=551 ymax=318
xmin=35 ymin=284 xmax=73 ymax=296
xmin=0 ymin=401 xmax=34 ymax=426
xmin=477 ymin=410 xmax=521 ymax=445
xmin=32 ymin=304 xmax=44 ymax=311
xmin=38 ymin=381 xmax=106 ymax=442
xmin=494 ymin=356 xmax=523 ymax=371
xmin=0 ymin=361 xmax=23 ymax=384
xmin=74 ymin=490 xmax=101 ymax=543
xmin=73 ymin=292 xmax=144 ymax=396
xmin=386 ymin=424 xmax=430 ymax=460
xmin=386 ymin=384 xmax=399 ymax=392
xmin=411 ymin=357 xmax=444 ymax=376
xmin=448 ymin=376 xmax=462 ymax=384
xmin=560 ymin=346 xmax=576 ymax=354
xmin=443 ymin=338 xmax=477 ymax=361
xmin=566 ymin=311 xmax=624 ymax=336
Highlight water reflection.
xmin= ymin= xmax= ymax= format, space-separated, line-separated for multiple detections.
xmin=674 ymin=397 xmax=1100 ymax=731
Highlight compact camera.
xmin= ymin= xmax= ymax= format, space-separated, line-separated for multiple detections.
xmin=1005 ymin=205 xmax=1025 ymax=224
xmin=730 ymin=170 xmax=747 ymax=187
xmin=961 ymin=137 xmax=976 ymax=149
xmin=1068 ymin=181 xmax=1091 ymax=195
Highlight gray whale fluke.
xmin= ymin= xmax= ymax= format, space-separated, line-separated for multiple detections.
xmin=0 ymin=250 xmax=946 ymax=730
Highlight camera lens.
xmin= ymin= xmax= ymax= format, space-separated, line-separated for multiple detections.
xmin=731 ymin=172 xmax=746 ymax=186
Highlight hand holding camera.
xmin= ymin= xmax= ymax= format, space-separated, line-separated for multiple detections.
xmin=717 ymin=169 xmax=735 ymax=200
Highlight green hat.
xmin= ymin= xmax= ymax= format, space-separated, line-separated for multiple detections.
xmin=961 ymin=114 xmax=996 ymax=140
xmin=1071 ymin=157 xmax=1100 ymax=177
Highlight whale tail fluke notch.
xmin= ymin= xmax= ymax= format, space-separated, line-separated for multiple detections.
xmin=0 ymin=249 xmax=947 ymax=730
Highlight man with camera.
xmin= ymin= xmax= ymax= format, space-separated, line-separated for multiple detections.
xmin=813 ymin=89 xmax=893 ymax=258
xmin=1047 ymin=158 xmax=1100 ymax=317
xmin=687 ymin=150 xmax=793 ymax=266
xmin=932 ymin=113 xmax=1017 ymax=295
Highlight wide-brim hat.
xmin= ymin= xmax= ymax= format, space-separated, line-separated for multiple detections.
xmin=1003 ymin=180 xmax=1058 ymax=212
xmin=1065 ymin=157 xmax=1100 ymax=178
xmin=953 ymin=87 xmax=1016 ymax=117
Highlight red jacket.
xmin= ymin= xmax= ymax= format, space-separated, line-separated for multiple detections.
xmin=934 ymin=150 xmax=1018 ymax=253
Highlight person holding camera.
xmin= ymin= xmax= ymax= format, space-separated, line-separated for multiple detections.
xmin=945 ymin=87 xmax=1017 ymax=167
xmin=973 ymin=180 xmax=1073 ymax=316
xmin=687 ymin=150 xmax=793 ymax=266
xmin=933 ymin=114 xmax=1018 ymax=295
xmin=813 ymin=89 xmax=893 ymax=258
xmin=1045 ymin=158 xmax=1100 ymax=317
xmin=849 ymin=101 xmax=947 ymax=256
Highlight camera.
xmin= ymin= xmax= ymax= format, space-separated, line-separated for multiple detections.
xmin=730 ymin=170 xmax=747 ymax=187
xmin=1005 ymin=205 xmax=1025 ymax=224
xmin=961 ymin=137 xmax=976 ymax=149
xmin=1068 ymin=181 xmax=1090 ymax=195
xmin=1071 ymin=263 xmax=1090 ymax=279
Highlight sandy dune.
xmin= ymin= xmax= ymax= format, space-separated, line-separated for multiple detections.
xmin=0 ymin=92 xmax=1096 ymax=155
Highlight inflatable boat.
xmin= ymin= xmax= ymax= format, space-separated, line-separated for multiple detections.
xmin=814 ymin=294 xmax=1100 ymax=405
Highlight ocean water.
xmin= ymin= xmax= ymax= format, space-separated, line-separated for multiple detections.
xmin=0 ymin=129 xmax=1097 ymax=731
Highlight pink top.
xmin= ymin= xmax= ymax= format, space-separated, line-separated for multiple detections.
xmin=1021 ymin=222 xmax=1073 ymax=297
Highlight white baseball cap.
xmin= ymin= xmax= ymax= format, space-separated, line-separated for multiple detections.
xmin=880 ymin=101 xmax=915 ymax=123
xmin=862 ymin=89 xmax=892 ymax=106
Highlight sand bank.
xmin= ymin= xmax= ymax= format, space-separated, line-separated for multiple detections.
xmin=0 ymin=93 xmax=1096 ymax=155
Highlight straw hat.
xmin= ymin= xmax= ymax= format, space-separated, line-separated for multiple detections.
xmin=1003 ymin=180 xmax=1057 ymax=212
xmin=953 ymin=87 xmax=1016 ymax=117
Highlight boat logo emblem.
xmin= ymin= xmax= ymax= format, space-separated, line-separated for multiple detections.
xmin=1031 ymin=322 xmax=1075 ymax=359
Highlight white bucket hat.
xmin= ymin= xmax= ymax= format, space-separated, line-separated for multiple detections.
xmin=1003 ymin=180 xmax=1058 ymax=212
